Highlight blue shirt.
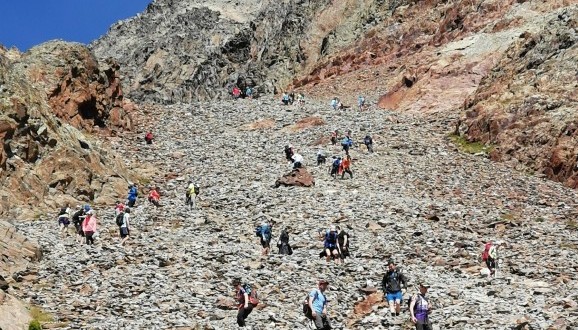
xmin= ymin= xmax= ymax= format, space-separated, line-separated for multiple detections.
xmin=309 ymin=289 xmax=327 ymax=314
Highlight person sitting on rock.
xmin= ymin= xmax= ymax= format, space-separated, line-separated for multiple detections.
xmin=277 ymin=228 xmax=292 ymax=255
xmin=119 ymin=207 xmax=131 ymax=246
xmin=330 ymin=156 xmax=341 ymax=179
xmin=341 ymin=155 xmax=353 ymax=179
xmin=127 ymin=183 xmax=138 ymax=207
xmin=317 ymin=149 xmax=327 ymax=166
xmin=145 ymin=131 xmax=154 ymax=144
xmin=321 ymin=226 xmax=340 ymax=264
xmin=232 ymin=86 xmax=241 ymax=99
xmin=148 ymin=186 xmax=161 ymax=207
xmin=291 ymin=152 xmax=304 ymax=169
xmin=382 ymin=260 xmax=408 ymax=318
xmin=336 ymin=225 xmax=349 ymax=262
xmin=364 ymin=135 xmax=374 ymax=153
xmin=284 ymin=145 xmax=294 ymax=162
xmin=482 ymin=240 xmax=500 ymax=278
xmin=281 ymin=92 xmax=290 ymax=105
xmin=57 ymin=206 xmax=71 ymax=238
xmin=82 ymin=210 xmax=97 ymax=246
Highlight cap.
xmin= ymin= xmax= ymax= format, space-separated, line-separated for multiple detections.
xmin=318 ymin=279 xmax=329 ymax=285
xmin=419 ymin=280 xmax=430 ymax=288
xmin=329 ymin=226 xmax=336 ymax=232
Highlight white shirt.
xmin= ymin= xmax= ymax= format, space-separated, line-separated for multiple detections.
xmin=121 ymin=213 xmax=130 ymax=228
xmin=292 ymin=153 xmax=303 ymax=163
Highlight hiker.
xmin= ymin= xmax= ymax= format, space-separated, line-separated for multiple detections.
xmin=330 ymin=130 xmax=338 ymax=145
xmin=233 ymin=279 xmax=258 ymax=327
xmin=330 ymin=97 xmax=339 ymax=110
xmin=256 ymin=221 xmax=272 ymax=255
xmin=296 ymin=93 xmax=305 ymax=106
xmin=82 ymin=210 xmax=97 ymax=245
xmin=71 ymin=206 xmax=86 ymax=243
xmin=148 ymin=186 xmax=161 ymax=207
xmin=341 ymin=136 xmax=353 ymax=155
xmin=232 ymin=86 xmax=241 ymax=99
xmin=57 ymin=206 xmax=71 ymax=237
xmin=307 ymin=279 xmax=331 ymax=329
xmin=144 ymin=131 xmax=153 ymax=144
xmin=336 ymin=226 xmax=349 ymax=262
xmin=114 ymin=201 xmax=125 ymax=217
xmin=330 ymin=156 xmax=341 ymax=179
xmin=340 ymin=155 xmax=353 ymax=179
xmin=284 ymin=145 xmax=294 ymax=162
xmin=119 ymin=207 xmax=130 ymax=246
xmin=292 ymin=152 xmax=304 ymax=169
xmin=409 ymin=281 xmax=432 ymax=330
xmin=127 ymin=184 xmax=138 ymax=207
xmin=317 ymin=150 xmax=327 ymax=166
xmin=281 ymin=92 xmax=290 ymax=105
xmin=381 ymin=260 xmax=408 ymax=317
xmin=358 ymin=95 xmax=366 ymax=111
xmin=185 ymin=181 xmax=199 ymax=209
xmin=363 ymin=135 xmax=374 ymax=153
xmin=321 ymin=226 xmax=340 ymax=263
xmin=482 ymin=241 xmax=499 ymax=278
xmin=277 ymin=228 xmax=292 ymax=255
xmin=245 ymin=86 xmax=253 ymax=99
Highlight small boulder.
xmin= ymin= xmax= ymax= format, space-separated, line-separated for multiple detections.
xmin=274 ymin=168 xmax=315 ymax=187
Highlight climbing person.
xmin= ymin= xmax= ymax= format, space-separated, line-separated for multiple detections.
xmin=281 ymin=92 xmax=290 ymax=105
xmin=233 ymin=278 xmax=258 ymax=327
xmin=296 ymin=93 xmax=305 ymax=106
xmin=330 ymin=156 xmax=341 ymax=179
xmin=482 ymin=240 xmax=499 ymax=278
xmin=330 ymin=130 xmax=338 ymax=145
xmin=185 ymin=181 xmax=200 ymax=209
xmin=127 ymin=183 xmax=138 ymax=207
xmin=358 ymin=95 xmax=366 ymax=111
xmin=317 ymin=149 xmax=327 ymax=166
xmin=57 ymin=206 xmax=71 ymax=237
xmin=144 ymin=131 xmax=154 ymax=144
xmin=277 ymin=228 xmax=292 ymax=255
xmin=340 ymin=155 xmax=353 ymax=179
xmin=363 ymin=135 xmax=374 ymax=153
xmin=232 ymin=86 xmax=241 ymax=99
xmin=381 ymin=260 xmax=408 ymax=317
xmin=330 ymin=97 xmax=339 ymax=110
xmin=71 ymin=206 xmax=86 ymax=243
xmin=245 ymin=86 xmax=253 ymax=99
xmin=119 ymin=207 xmax=131 ymax=246
xmin=148 ymin=186 xmax=161 ymax=207
xmin=292 ymin=152 xmax=304 ymax=169
xmin=255 ymin=221 xmax=272 ymax=255
xmin=284 ymin=145 xmax=294 ymax=162
xmin=307 ymin=279 xmax=331 ymax=329
xmin=409 ymin=280 xmax=432 ymax=330
xmin=82 ymin=210 xmax=97 ymax=246
xmin=114 ymin=201 xmax=125 ymax=217
xmin=336 ymin=225 xmax=350 ymax=262
xmin=321 ymin=226 xmax=340 ymax=264
xmin=341 ymin=135 xmax=353 ymax=155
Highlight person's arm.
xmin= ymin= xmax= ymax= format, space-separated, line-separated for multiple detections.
xmin=309 ymin=293 xmax=316 ymax=316
xmin=401 ymin=273 xmax=408 ymax=290
xmin=243 ymin=292 xmax=249 ymax=308
xmin=322 ymin=299 xmax=327 ymax=315
xmin=409 ymin=295 xmax=417 ymax=323
xmin=343 ymin=233 xmax=348 ymax=249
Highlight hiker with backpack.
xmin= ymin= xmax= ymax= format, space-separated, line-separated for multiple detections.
xmin=330 ymin=157 xmax=341 ymax=179
xmin=277 ymin=228 xmax=292 ymax=255
xmin=304 ymin=279 xmax=331 ymax=329
xmin=284 ymin=145 xmax=294 ymax=162
xmin=358 ymin=95 xmax=366 ymax=111
xmin=363 ymin=135 xmax=374 ymax=153
xmin=292 ymin=152 xmax=304 ymax=169
xmin=144 ymin=131 xmax=154 ymax=144
xmin=321 ymin=226 xmax=341 ymax=264
xmin=282 ymin=92 xmax=290 ymax=105
xmin=116 ymin=207 xmax=130 ymax=246
xmin=381 ymin=260 xmax=408 ymax=317
xmin=185 ymin=181 xmax=200 ymax=209
xmin=255 ymin=221 xmax=272 ymax=255
xmin=330 ymin=97 xmax=339 ymax=110
xmin=127 ymin=183 xmax=138 ymax=207
xmin=317 ymin=150 xmax=327 ymax=166
xmin=71 ymin=206 xmax=86 ymax=243
xmin=232 ymin=279 xmax=259 ymax=327
xmin=245 ymin=86 xmax=253 ymax=99
xmin=482 ymin=241 xmax=499 ymax=278
xmin=336 ymin=226 xmax=350 ymax=262
xmin=148 ymin=186 xmax=161 ymax=207
xmin=409 ymin=280 xmax=432 ymax=330
xmin=57 ymin=206 xmax=71 ymax=237
xmin=340 ymin=155 xmax=353 ymax=179
xmin=232 ymin=86 xmax=241 ymax=99
xmin=341 ymin=136 xmax=353 ymax=155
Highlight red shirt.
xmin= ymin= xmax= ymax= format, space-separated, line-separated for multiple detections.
xmin=148 ymin=190 xmax=160 ymax=201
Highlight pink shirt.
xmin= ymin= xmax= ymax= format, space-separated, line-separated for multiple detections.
xmin=82 ymin=215 xmax=97 ymax=232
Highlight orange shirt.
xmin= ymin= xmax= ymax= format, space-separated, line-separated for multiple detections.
xmin=148 ymin=190 xmax=160 ymax=201
xmin=342 ymin=158 xmax=351 ymax=169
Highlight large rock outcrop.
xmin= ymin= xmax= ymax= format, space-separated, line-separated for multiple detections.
xmin=0 ymin=42 xmax=135 ymax=218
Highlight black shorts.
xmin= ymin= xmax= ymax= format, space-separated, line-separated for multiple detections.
xmin=120 ymin=227 xmax=129 ymax=238
xmin=260 ymin=238 xmax=270 ymax=248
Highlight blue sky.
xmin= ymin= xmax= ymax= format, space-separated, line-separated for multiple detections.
xmin=0 ymin=1 xmax=152 ymax=51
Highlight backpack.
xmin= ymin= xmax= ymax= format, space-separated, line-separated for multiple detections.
xmin=116 ymin=212 xmax=125 ymax=227
xmin=194 ymin=185 xmax=200 ymax=195
xmin=482 ymin=242 xmax=492 ymax=261
xmin=255 ymin=226 xmax=262 ymax=237
xmin=262 ymin=226 xmax=271 ymax=241
xmin=243 ymin=284 xmax=259 ymax=306
xmin=302 ymin=290 xmax=320 ymax=319
xmin=332 ymin=159 xmax=340 ymax=167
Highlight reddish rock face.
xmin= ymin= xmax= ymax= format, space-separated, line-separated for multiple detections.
xmin=275 ymin=168 xmax=315 ymax=188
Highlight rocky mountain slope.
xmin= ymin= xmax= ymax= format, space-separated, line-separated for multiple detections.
xmin=0 ymin=42 xmax=135 ymax=219
xmin=7 ymin=98 xmax=578 ymax=329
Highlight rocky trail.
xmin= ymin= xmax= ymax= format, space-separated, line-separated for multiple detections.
xmin=10 ymin=98 xmax=578 ymax=329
